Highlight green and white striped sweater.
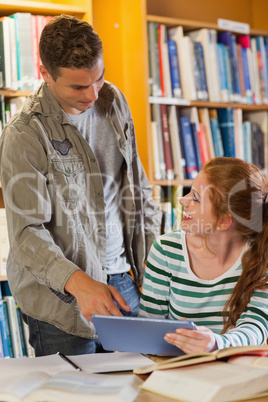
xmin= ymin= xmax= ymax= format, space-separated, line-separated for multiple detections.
xmin=139 ymin=230 xmax=268 ymax=349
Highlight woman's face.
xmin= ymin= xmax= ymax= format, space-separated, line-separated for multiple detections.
xmin=179 ymin=172 xmax=217 ymax=235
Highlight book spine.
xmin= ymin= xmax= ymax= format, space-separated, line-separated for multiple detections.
xmin=190 ymin=122 xmax=203 ymax=171
xmin=241 ymin=46 xmax=253 ymax=104
xmin=167 ymin=39 xmax=182 ymax=98
xmin=160 ymin=104 xmax=174 ymax=180
xmin=209 ymin=112 xmax=225 ymax=158
xmin=217 ymin=108 xmax=236 ymax=157
xmin=4 ymin=296 xmax=22 ymax=358
xmin=217 ymin=43 xmax=229 ymax=102
xmin=179 ymin=115 xmax=199 ymax=180
xmin=0 ymin=289 xmax=12 ymax=357
xmin=2 ymin=300 xmax=14 ymax=357
xmin=148 ymin=22 xmax=162 ymax=97
xmin=193 ymin=41 xmax=208 ymax=100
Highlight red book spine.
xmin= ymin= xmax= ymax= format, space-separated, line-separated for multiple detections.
xmin=160 ymin=104 xmax=174 ymax=180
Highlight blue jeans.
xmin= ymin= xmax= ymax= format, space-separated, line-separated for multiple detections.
xmin=23 ymin=272 xmax=140 ymax=356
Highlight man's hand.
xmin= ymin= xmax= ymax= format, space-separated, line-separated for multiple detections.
xmin=65 ymin=271 xmax=131 ymax=321
xmin=164 ymin=325 xmax=217 ymax=354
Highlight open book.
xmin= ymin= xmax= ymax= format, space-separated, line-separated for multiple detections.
xmin=0 ymin=370 xmax=142 ymax=402
xmin=140 ymin=360 xmax=268 ymax=402
xmin=134 ymin=344 xmax=268 ymax=374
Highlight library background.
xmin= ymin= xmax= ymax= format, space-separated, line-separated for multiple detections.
xmin=0 ymin=0 xmax=268 ymax=358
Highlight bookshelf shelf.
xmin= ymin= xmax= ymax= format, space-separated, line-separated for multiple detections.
xmin=0 ymin=90 xmax=31 ymax=98
xmin=0 ymin=0 xmax=87 ymax=17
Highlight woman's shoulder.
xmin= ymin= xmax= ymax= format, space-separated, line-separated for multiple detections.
xmin=155 ymin=229 xmax=186 ymax=249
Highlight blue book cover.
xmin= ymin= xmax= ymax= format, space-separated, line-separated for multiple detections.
xmin=179 ymin=116 xmax=199 ymax=180
xmin=2 ymin=300 xmax=13 ymax=357
xmin=256 ymin=36 xmax=268 ymax=102
xmin=217 ymin=108 xmax=235 ymax=157
xmin=167 ymin=39 xmax=182 ymax=98
xmin=209 ymin=116 xmax=224 ymax=157
xmin=193 ymin=41 xmax=208 ymax=100
xmin=217 ymin=43 xmax=229 ymax=98
xmin=190 ymin=122 xmax=202 ymax=171
xmin=242 ymin=121 xmax=252 ymax=163
xmin=218 ymin=32 xmax=240 ymax=101
xmin=0 ymin=285 xmax=12 ymax=357
xmin=223 ymin=44 xmax=234 ymax=100
xmin=241 ymin=47 xmax=253 ymax=104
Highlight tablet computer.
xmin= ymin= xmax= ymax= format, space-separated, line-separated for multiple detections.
xmin=92 ymin=315 xmax=195 ymax=356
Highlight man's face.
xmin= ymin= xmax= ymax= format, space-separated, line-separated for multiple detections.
xmin=40 ymin=56 xmax=105 ymax=115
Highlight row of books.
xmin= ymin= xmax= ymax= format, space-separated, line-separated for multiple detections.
xmin=153 ymin=185 xmax=188 ymax=234
xmin=150 ymin=104 xmax=267 ymax=181
xmin=0 ymin=283 xmax=35 ymax=358
xmin=0 ymin=13 xmax=52 ymax=91
xmin=148 ymin=22 xmax=268 ymax=105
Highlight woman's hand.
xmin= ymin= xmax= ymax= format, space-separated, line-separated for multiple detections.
xmin=164 ymin=325 xmax=217 ymax=354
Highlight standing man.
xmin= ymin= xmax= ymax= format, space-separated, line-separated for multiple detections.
xmin=0 ymin=15 xmax=161 ymax=356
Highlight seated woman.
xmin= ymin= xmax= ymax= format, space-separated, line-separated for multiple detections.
xmin=139 ymin=157 xmax=268 ymax=353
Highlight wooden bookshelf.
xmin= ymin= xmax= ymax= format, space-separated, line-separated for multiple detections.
xmin=93 ymin=0 xmax=268 ymax=186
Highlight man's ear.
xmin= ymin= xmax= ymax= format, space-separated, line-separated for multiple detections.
xmin=217 ymin=213 xmax=233 ymax=231
xmin=39 ymin=65 xmax=50 ymax=83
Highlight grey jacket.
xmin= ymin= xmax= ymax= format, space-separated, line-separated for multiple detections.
xmin=0 ymin=81 xmax=161 ymax=338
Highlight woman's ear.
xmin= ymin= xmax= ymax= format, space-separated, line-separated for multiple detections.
xmin=217 ymin=213 xmax=233 ymax=231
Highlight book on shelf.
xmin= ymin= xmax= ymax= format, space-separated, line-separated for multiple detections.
xmin=168 ymin=105 xmax=186 ymax=180
xmin=151 ymin=103 xmax=166 ymax=180
xmin=150 ymin=121 xmax=162 ymax=181
xmin=159 ymin=103 xmax=174 ymax=180
xmin=139 ymin=359 xmax=268 ymax=402
xmin=251 ymin=37 xmax=263 ymax=105
xmin=168 ymin=25 xmax=196 ymax=101
xmin=216 ymin=42 xmax=229 ymax=102
xmin=233 ymin=108 xmax=243 ymax=159
xmin=255 ymin=35 xmax=268 ymax=104
xmin=167 ymin=39 xmax=182 ymax=98
xmin=190 ymin=122 xmax=203 ymax=172
xmin=242 ymin=120 xmax=253 ymax=163
xmin=158 ymin=24 xmax=172 ymax=98
xmin=237 ymin=35 xmax=253 ymax=104
xmin=11 ymin=13 xmax=34 ymax=91
xmin=3 ymin=296 xmax=26 ymax=358
xmin=251 ymin=122 xmax=265 ymax=173
xmin=198 ymin=108 xmax=215 ymax=159
xmin=147 ymin=22 xmax=162 ymax=97
xmin=193 ymin=40 xmax=209 ymax=100
xmin=218 ymin=31 xmax=241 ymax=103
xmin=0 ymin=17 xmax=12 ymax=90
xmin=243 ymin=110 xmax=268 ymax=176
xmin=179 ymin=115 xmax=199 ymax=180
xmin=217 ymin=107 xmax=236 ymax=157
xmin=236 ymin=43 xmax=247 ymax=103
xmin=187 ymin=28 xmax=221 ymax=103
xmin=0 ymin=284 xmax=13 ymax=358
xmin=209 ymin=109 xmax=224 ymax=158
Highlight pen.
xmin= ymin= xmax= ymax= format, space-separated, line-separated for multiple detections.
xmin=57 ymin=351 xmax=82 ymax=371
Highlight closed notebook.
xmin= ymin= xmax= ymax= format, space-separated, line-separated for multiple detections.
xmin=92 ymin=315 xmax=195 ymax=356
